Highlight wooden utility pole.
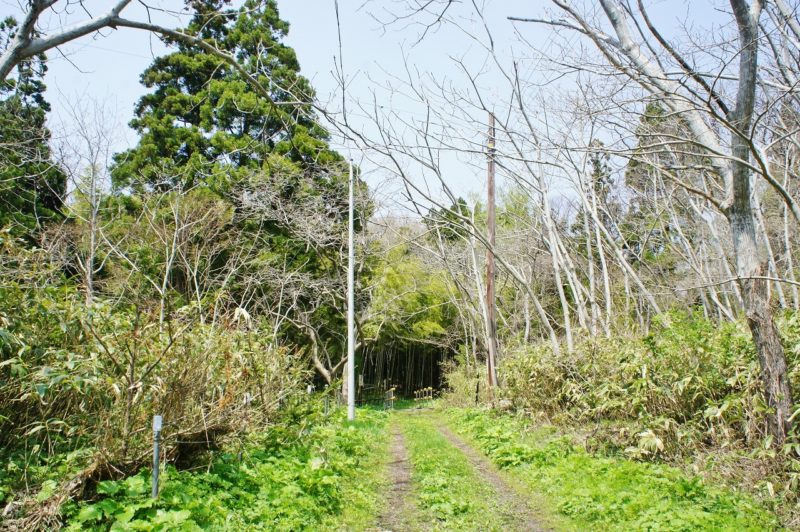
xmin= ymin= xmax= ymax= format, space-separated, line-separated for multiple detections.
xmin=486 ymin=113 xmax=499 ymax=389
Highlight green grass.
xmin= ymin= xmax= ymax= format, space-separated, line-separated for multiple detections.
xmin=395 ymin=411 xmax=519 ymax=530
xmin=54 ymin=404 xmax=779 ymax=530
xmin=63 ymin=408 xmax=390 ymax=531
xmin=444 ymin=408 xmax=779 ymax=531
xmin=324 ymin=411 xmax=392 ymax=530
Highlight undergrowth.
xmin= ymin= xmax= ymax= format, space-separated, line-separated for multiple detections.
xmin=442 ymin=311 xmax=800 ymax=525
xmin=445 ymin=408 xmax=778 ymax=531
xmin=61 ymin=407 xmax=388 ymax=531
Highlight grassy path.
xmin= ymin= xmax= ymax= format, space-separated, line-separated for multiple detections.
xmin=60 ymin=405 xmax=778 ymax=530
xmin=375 ymin=407 xmax=778 ymax=531
xmin=388 ymin=410 xmax=544 ymax=531
xmin=440 ymin=408 xmax=778 ymax=531
xmin=435 ymin=424 xmax=546 ymax=530
xmin=375 ymin=424 xmax=416 ymax=531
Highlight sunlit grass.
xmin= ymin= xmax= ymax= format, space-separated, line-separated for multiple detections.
xmin=396 ymin=411 xmax=518 ymax=530
xmin=445 ymin=408 xmax=778 ymax=531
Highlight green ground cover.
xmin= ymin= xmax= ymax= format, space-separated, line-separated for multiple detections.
xmin=395 ymin=411 xmax=519 ymax=530
xmin=62 ymin=408 xmax=389 ymax=531
xmin=444 ymin=408 xmax=779 ymax=531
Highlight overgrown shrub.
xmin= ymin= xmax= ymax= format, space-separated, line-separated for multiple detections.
xmin=62 ymin=408 xmax=388 ymax=531
xmin=438 ymin=359 xmax=491 ymax=408
xmin=444 ymin=311 xmax=800 ymax=459
xmin=0 ymin=234 xmax=308 ymax=525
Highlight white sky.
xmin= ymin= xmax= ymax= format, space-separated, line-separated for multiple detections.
xmin=1 ymin=0 xmax=725 ymax=213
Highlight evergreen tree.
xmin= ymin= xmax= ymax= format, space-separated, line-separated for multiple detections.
xmin=0 ymin=17 xmax=66 ymax=237
xmin=108 ymin=2 xmax=361 ymax=380
xmin=112 ymin=0 xmax=340 ymax=193
xmin=424 ymin=198 xmax=471 ymax=242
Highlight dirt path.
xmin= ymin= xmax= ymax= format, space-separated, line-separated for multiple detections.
xmin=375 ymin=423 xmax=416 ymax=532
xmin=436 ymin=424 xmax=547 ymax=532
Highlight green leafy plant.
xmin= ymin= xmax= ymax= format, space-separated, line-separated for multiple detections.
xmin=64 ymin=408 xmax=389 ymax=531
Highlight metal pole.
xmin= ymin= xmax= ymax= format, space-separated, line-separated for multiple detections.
xmin=486 ymin=112 xmax=499 ymax=390
xmin=152 ymin=415 xmax=162 ymax=498
xmin=347 ymin=160 xmax=356 ymax=421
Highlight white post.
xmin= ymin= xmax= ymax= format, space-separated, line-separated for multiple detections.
xmin=152 ymin=415 xmax=162 ymax=498
xmin=347 ymin=160 xmax=356 ymax=421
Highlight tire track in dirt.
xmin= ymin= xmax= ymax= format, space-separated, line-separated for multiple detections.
xmin=436 ymin=424 xmax=548 ymax=532
xmin=375 ymin=423 xmax=416 ymax=532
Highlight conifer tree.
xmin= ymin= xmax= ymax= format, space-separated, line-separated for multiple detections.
xmin=112 ymin=0 xmax=341 ymax=193
xmin=0 ymin=17 xmax=66 ymax=237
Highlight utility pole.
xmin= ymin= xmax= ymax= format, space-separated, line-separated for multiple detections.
xmin=347 ymin=159 xmax=356 ymax=421
xmin=486 ymin=113 xmax=499 ymax=389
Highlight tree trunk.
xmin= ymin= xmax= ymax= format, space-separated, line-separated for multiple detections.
xmin=542 ymin=190 xmax=574 ymax=352
xmin=755 ymin=201 xmax=787 ymax=308
xmin=782 ymin=162 xmax=799 ymax=310
xmin=728 ymin=0 xmax=793 ymax=442
xmin=731 ymin=214 xmax=793 ymax=440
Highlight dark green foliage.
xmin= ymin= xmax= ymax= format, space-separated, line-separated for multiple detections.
xmin=111 ymin=0 xmax=340 ymax=193
xmin=619 ymin=102 xmax=694 ymax=271
xmin=103 ymin=0 xmax=358 ymax=385
xmin=0 ymin=18 xmax=66 ymax=237
xmin=423 ymin=197 xmax=471 ymax=242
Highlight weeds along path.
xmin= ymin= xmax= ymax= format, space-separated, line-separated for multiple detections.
xmin=442 ymin=408 xmax=778 ymax=531
xmin=391 ymin=409 xmax=545 ymax=531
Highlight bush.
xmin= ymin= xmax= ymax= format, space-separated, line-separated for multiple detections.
xmin=63 ymin=409 xmax=388 ymax=531
xmin=0 ymin=235 xmax=308 ymax=522
xmin=444 ymin=311 xmax=800 ymax=458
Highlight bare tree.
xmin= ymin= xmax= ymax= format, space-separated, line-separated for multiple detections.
xmin=508 ymin=0 xmax=795 ymax=440
xmin=0 ymin=0 xmax=294 ymax=110
xmin=46 ymin=96 xmax=119 ymax=305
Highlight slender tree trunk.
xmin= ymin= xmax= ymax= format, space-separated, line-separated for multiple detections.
xmin=584 ymin=207 xmax=600 ymax=336
xmin=623 ymin=275 xmax=631 ymax=325
xmin=524 ymin=266 xmax=561 ymax=355
xmin=668 ymin=203 xmax=735 ymax=321
xmin=485 ymin=115 xmax=499 ymax=388
xmin=541 ymin=191 xmax=574 ymax=352
xmin=523 ymin=291 xmax=532 ymax=343
xmin=594 ymin=206 xmax=613 ymax=337
xmin=556 ymin=235 xmax=590 ymax=330
xmin=580 ymin=182 xmax=661 ymax=316
xmin=469 ymin=207 xmax=495 ymax=372
xmin=782 ymin=162 xmax=799 ymax=310
xmin=728 ymin=0 xmax=793 ymax=442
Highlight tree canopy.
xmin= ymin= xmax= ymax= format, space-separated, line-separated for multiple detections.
xmin=111 ymin=0 xmax=340 ymax=193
